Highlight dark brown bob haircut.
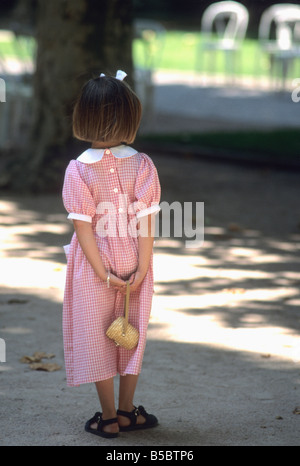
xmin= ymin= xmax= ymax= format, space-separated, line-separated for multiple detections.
xmin=72 ymin=74 xmax=142 ymax=144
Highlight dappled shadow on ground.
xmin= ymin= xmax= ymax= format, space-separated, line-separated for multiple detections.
xmin=154 ymin=229 xmax=300 ymax=336
xmin=0 ymin=194 xmax=71 ymax=264
xmin=150 ymin=234 xmax=300 ymax=363
xmin=150 ymin=155 xmax=300 ymax=359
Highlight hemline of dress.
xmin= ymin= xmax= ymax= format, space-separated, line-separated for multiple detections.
xmin=66 ymin=369 xmax=142 ymax=387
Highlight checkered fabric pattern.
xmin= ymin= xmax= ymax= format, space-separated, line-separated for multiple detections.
xmin=62 ymin=149 xmax=161 ymax=387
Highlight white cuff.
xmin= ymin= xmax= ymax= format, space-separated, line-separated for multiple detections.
xmin=67 ymin=213 xmax=92 ymax=223
xmin=63 ymin=244 xmax=70 ymax=257
xmin=136 ymin=204 xmax=161 ymax=219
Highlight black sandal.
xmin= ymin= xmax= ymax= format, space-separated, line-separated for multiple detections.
xmin=85 ymin=412 xmax=119 ymax=438
xmin=117 ymin=405 xmax=158 ymax=431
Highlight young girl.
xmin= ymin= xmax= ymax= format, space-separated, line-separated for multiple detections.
xmin=62 ymin=70 xmax=161 ymax=438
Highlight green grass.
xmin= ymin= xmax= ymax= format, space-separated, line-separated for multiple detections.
xmin=133 ymin=30 xmax=300 ymax=77
xmin=0 ymin=35 xmax=35 ymax=60
xmin=139 ymin=129 xmax=300 ymax=160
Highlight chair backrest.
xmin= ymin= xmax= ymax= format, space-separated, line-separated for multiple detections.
xmin=258 ymin=3 xmax=300 ymax=43
xmin=201 ymin=1 xmax=249 ymax=41
xmin=277 ymin=10 xmax=300 ymax=49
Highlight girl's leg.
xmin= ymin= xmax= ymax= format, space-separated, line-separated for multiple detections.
xmin=118 ymin=374 xmax=146 ymax=427
xmin=92 ymin=378 xmax=119 ymax=434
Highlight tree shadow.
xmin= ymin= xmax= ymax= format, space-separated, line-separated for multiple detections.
xmin=154 ymin=228 xmax=300 ymax=335
xmin=0 ymin=193 xmax=72 ymax=264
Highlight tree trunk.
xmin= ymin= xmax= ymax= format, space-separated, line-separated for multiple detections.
xmin=13 ymin=0 xmax=134 ymax=192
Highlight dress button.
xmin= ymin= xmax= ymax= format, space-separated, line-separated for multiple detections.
xmin=118 ymin=208 xmax=124 ymax=213
xmin=110 ymin=168 xmax=115 ymax=173
xmin=114 ymin=188 xmax=118 ymax=193
xmin=105 ymin=150 xmax=110 ymax=155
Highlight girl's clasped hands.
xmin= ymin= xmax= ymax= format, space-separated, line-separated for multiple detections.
xmin=108 ymin=270 xmax=145 ymax=294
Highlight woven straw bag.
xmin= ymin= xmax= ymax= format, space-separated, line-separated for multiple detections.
xmin=106 ymin=282 xmax=139 ymax=350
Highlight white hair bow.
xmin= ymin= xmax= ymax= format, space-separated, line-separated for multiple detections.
xmin=100 ymin=70 xmax=127 ymax=81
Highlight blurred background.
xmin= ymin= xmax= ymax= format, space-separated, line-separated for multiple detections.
xmin=0 ymin=0 xmax=300 ymax=191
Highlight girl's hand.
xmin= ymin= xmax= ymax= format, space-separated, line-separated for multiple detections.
xmin=128 ymin=270 xmax=146 ymax=293
xmin=109 ymin=273 xmax=127 ymax=294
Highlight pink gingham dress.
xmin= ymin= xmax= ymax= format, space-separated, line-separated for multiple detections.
xmin=62 ymin=145 xmax=161 ymax=387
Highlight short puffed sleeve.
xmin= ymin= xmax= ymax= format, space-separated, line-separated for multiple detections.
xmin=133 ymin=154 xmax=161 ymax=219
xmin=62 ymin=160 xmax=96 ymax=223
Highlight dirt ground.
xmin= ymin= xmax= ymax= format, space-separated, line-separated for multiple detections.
xmin=0 ymin=150 xmax=300 ymax=447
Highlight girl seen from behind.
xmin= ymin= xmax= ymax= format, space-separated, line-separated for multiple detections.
xmin=62 ymin=70 xmax=161 ymax=438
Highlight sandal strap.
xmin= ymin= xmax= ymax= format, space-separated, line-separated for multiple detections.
xmin=136 ymin=405 xmax=148 ymax=417
xmin=90 ymin=411 xmax=102 ymax=424
xmin=90 ymin=412 xmax=118 ymax=431
xmin=117 ymin=406 xmax=140 ymax=426
xmin=101 ymin=416 xmax=118 ymax=427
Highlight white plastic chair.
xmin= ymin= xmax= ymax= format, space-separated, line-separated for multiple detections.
xmin=258 ymin=4 xmax=300 ymax=87
xmin=198 ymin=1 xmax=249 ymax=77
xmin=258 ymin=4 xmax=300 ymax=45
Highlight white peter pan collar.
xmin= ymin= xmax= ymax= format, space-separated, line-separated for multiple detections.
xmin=76 ymin=144 xmax=137 ymax=164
